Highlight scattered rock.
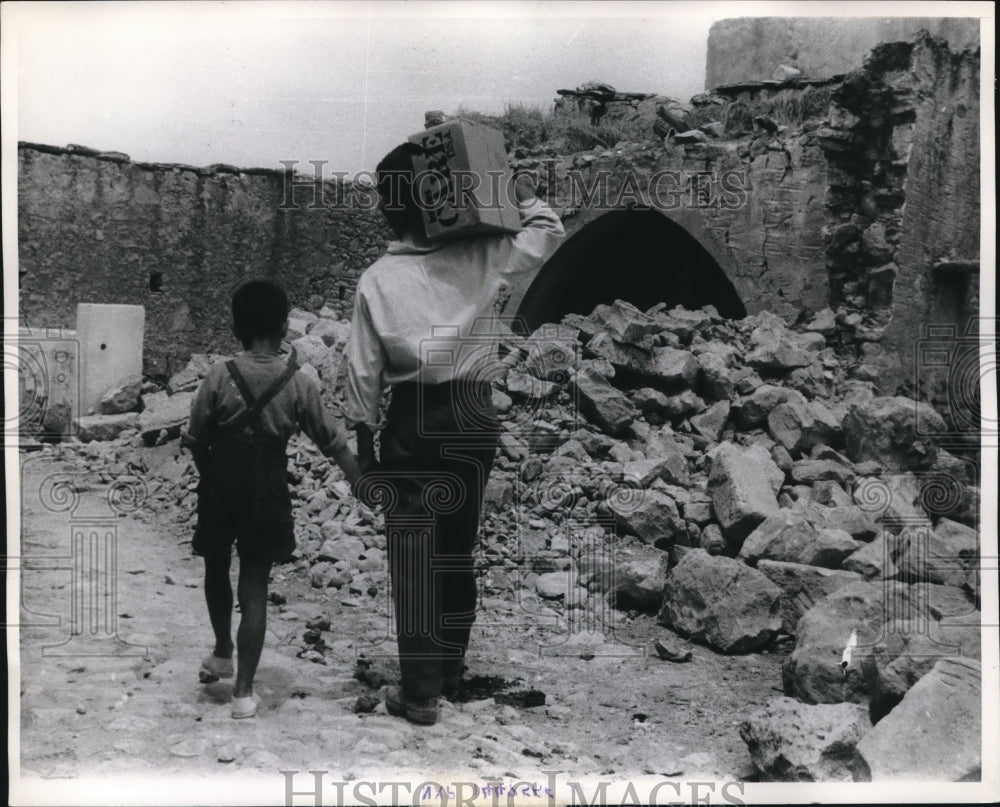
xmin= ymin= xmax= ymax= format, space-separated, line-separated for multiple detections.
xmin=653 ymin=638 xmax=692 ymax=663
xmin=731 ymin=385 xmax=806 ymax=430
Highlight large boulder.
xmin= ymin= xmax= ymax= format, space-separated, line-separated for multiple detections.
xmin=893 ymin=518 xmax=978 ymax=589
xmin=608 ymin=489 xmax=685 ymax=548
xmin=166 ymin=353 xmax=227 ymax=394
xmin=289 ymin=334 xmax=332 ymax=370
xmin=641 ymin=429 xmax=691 ymax=487
xmin=731 ymin=385 xmax=807 ymax=430
xmin=746 ymin=313 xmax=815 ymax=371
xmin=782 ymin=581 xmax=928 ymax=704
xmin=799 ymin=503 xmax=879 ymax=542
xmin=707 ymin=442 xmax=783 ymax=546
xmin=757 ymin=560 xmax=863 ymax=634
xmin=658 ymin=549 xmax=782 ymax=653
xmin=740 ymin=510 xmax=860 ymax=569
xmin=76 ymin=412 xmax=140 ymax=442
xmin=587 ymin=331 xmax=655 ymax=377
xmin=690 ymin=400 xmax=730 ymax=442
xmin=574 ymin=368 xmax=635 ymax=436
xmin=861 ymin=608 xmax=981 ymax=719
xmin=522 ymin=323 xmax=580 ymax=382
xmin=767 ymin=399 xmax=842 ymax=456
xmin=696 ymin=351 xmax=735 ymax=401
xmin=506 ymin=370 xmax=559 ymax=401
xmin=740 ymin=697 xmax=871 ymax=782
xmin=843 ymin=396 xmax=946 ymax=470
xmin=840 ymin=536 xmax=898 ymax=580
xmin=138 ymin=391 xmax=196 ymax=444
xmin=95 ymin=374 xmax=143 ymax=415
xmin=608 ymin=545 xmax=671 ymax=612
xmin=590 ymin=300 xmax=661 ymax=346
xmin=649 ymin=346 xmax=699 ymax=389
xmin=853 ymin=658 xmax=981 ymax=781
xmin=308 ymin=318 xmax=352 ymax=347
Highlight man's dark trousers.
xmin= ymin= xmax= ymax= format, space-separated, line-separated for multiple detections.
xmin=379 ymin=380 xmax=499 ymax=700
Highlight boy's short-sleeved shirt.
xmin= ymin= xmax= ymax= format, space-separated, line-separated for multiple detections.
xmin=184 ymin=352 xmax=347 ymax=455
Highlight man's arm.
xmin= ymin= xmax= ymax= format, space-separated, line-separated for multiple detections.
xmin=342 ymin=284 xmax=387 ymax=480
xmin=295 ymin=376 xmax=362 ymax=488
xmin=499 ymin=173 xmax=566 ymax=278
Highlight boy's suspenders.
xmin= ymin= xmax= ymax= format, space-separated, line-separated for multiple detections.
xmin=224 ymin=354 xmax=300 ymax=437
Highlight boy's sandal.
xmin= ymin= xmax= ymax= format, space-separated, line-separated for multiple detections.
xmin=198 ymin=654 xmax=234 ymax=684
xmin=231 ymin=694 xmax=260 ymax=720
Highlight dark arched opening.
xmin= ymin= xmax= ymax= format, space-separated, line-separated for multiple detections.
xmin=515 ymin=209 xmax=746 ymax=333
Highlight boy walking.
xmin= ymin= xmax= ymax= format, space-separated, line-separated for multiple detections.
xmin=345 ymin=144 xmax=565 ymax=724
xmin=183 ymin=280 xmax=360 ymax=718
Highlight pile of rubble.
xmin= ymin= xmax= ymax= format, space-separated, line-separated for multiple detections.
xmin=56 ymin=296 xmax=981 ymax=782
xmin=484 ymin=298 xmax=980 ymax=782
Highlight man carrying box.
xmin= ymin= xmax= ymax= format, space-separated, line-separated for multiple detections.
xmin=344 ymin=140 xmax=565 ymax=725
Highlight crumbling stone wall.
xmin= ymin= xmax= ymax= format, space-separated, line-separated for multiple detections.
xmin=816 ymin=34 xmax=980 ymax=406
xmin=18 ymin=144 xmax=390 ymax=377
xmin=706 ymin=17 xmax=980 ymax=87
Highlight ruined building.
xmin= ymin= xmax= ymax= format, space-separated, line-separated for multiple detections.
xmin=18 ymin=22 xmax=981 ymax=430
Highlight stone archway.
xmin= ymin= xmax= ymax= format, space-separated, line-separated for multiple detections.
xmin=514 ymin=208 xmax=746 ymax=334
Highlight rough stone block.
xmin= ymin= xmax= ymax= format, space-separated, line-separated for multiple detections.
xmin=740 ymin=510 xmax=860 ymax=569
xmin=138 ymin=391 xmax=195 ymax=443
xmin=731 ymin=384 xmax=807 ymax=430
xmin=843 ymin=396 xmax=946 ymax=470
xmin=95 ymin=374 xmax=142 ymax=415
xmin=740 ymin=697 xmax=871 ymax=781
xmin=782 ymin=581 xmax=922 ymax=704
xmin=757 ymin=559 xmax=863 ymax=634
xmin=609 ymin=545 xmax=671 ymax=612
xmin=707 ymin=441 xmax=783 ymax=545
xmin=854 ymin=658 xmax=981 ymax=781
xmin=574 ymin=369 xmax=635 ymax=436
xmin=658 ymin=549 xmax=782 ymax=653
xmin=608 ymin=488 xmax=685 ymax=548
xmin=76 ymin=412 xmax=140 ymax=442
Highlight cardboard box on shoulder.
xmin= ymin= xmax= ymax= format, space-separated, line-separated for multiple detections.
xmin=407 ymin=120 xmax=522 ymax=242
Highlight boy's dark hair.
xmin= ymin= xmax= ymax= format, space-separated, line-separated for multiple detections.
xmin=232 ymin=280 xmax=289 ymax=348
xmin=377 ymin=142 xmax=424 ymax=239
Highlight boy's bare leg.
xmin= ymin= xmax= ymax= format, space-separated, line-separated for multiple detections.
xmin=204 ymin=551 xmax=234 ymax=659
xmin=233 ymin=558 xmax=272 ymax=698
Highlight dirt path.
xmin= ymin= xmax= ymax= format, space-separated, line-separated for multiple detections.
xmin=16 ymin=449 xmax=785 ymax=790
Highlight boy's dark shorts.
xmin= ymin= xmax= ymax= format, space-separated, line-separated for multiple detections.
xmin=192 ymin=440 xmax=296 ymax=564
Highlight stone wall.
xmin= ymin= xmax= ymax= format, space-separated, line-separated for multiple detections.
xmin=18 ymin=144 xmax=390 ymax=377
xmin=706 ymin=17 xmax=980 ymax=87
xmin=814 ymin=34 xmax=981 ymax=410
